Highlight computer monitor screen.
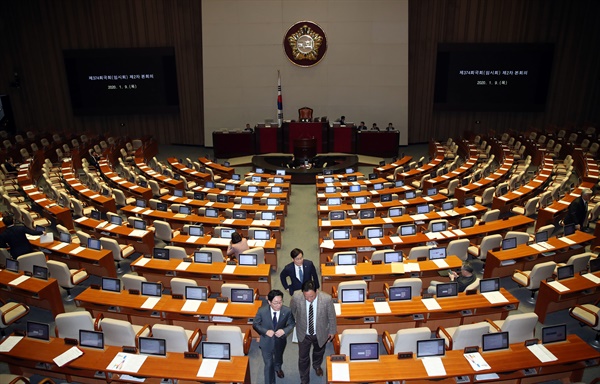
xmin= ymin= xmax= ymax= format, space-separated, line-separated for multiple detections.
xmin=139 ymin=337 xmax=166 ymax=356
xmin=101 ymin=277 xmax=121 ymax=292
xmin=479 ymin=278 xmax=500 ymax=293
xmin=153 ymin=247 xmax=170 ymax=260
xmin=189 ymin=226 xmax=203 ymax=237
xmin=233 ymin=210 xmax=246 ymax=219
xmin=261 ymin=211 xmax=276 ymax=220
xmin=349 ymin=342 xmax=379 ymax=361
xmin=388 ymin=207 xmax=403 ymax=217
xmin=185 ymin=286 xmax=208 ymax=301
xmin=79 ymin=330 xmax=104 ymax=349
xmin=136 ymin=199 xmax=146 ymax=208
xmin=194 ymin=251 xmax=212 ymax=264
xmin=206 ymin=181 xmax=216 ymax=188
xmin=535 ymin=231 xmax=548 ymax=243
xmin=373 ymin=183 xmax=383 ymax=190
xmin=271 ymin=186 xmax=283 ymax=193
xmin=355 ymin=196 xmax=367 ymax=204
xmin=141 ymin=282 xmax=162 ymax=297
xmin=91 ymin=210 xmax=101 ymax=220
xmin=388 ymin=286 xmax=412 ymax=301
xmin=436 ymin=282 xmax=458 ymax=298
xmin=232 ymin=173 xmax=241 ymax=180
xmin=417 ymin=339 xmax=445 ymax=358
xmin=325 ymin=186 xmax=336 ymax=193
xmin=110 ymin=215 xmax=123 ymax=225
xmin=332 ymin=229 xmax=350 ymax=240
xmin=337 ymin=253 xmax=357 ymax=265
xmin=347 ymin=175 xmax=358 ymax=182
xmin=225 ymin=184 xmax=235 ymax=191
xmin=32 ymin=265 xmax=48 ymax=280
xmin=341 ymin=288 xmax=365 ymax=303
xmin=202 ymin=342 xmax=231 ymax=360
xmin=174 ymin=189 xmax=184 ymax=197
xmin=405 ymin=191 xmax=416 ymax=199
xmin=499 ymin=186 xmax=508 ymax=196
xmin=384 ymin=251 xmax=403 ymax=263
xmin=502 ymin=237 xmax=517 ymax=250
xmin=324 ymin=177 xmax=334 ymax=183
xmin=349 ymin=185 xmax=361 ymax=192
xmin=474 ymin=172 xmax=481 ymax=182
xmin=323 ymin=169 xmax=333 ymax=176
xmin=366 ymin=227 xmax=383 ymax=239
xmin=216 ymin=194 xmax=228 ymax=203
xmin=5 ymin=258 xmax=18 ymax=272
xmin=276 ymin=169 xmax=286 ymax=176
xmin=248 ymin=185 xmax=259 ymax=193
xmin=179 ymin=205 xmax=191 ymax=215
xmin=429 ymin=247 xmax=447 ymax=260
xmin=238 ymin=253 xmax=258 ymax=266
xmin=460 ymin=217 xmax=475 ymax=228
xmin=590 ymin=257 xmax=600 ymax=273
xmin=255 ymin=168 xmax=264 ymax=174
xmin=59 ymin=232 xmax=72 ymax=243
xmin=345 ymin=168 xmax=354 ymax=174
xmin=35 ymin=225 xmax=45 ymax=233
xmin=205 ymin=208 xmax=218 ymax=218
xmin=133 ymin=220 xmax=146 ymax=230
xmin=220 ymin=228 xmax=235 ymax=239
xmin=563 ymin=223 xmax=576 ymax=236
xmin=253 ymin=230 xmax=270 ymax=240
xmin=400 ymin=225 xmax=416 ymax=236
xmin=380 ymin=194 xmax=392 ymax=202
xmin=194 ymin=192 xmax=204 ymax=200
xmin=267 ymin=198 xmax=279 ymax=206
xmin=431 ymin=222 xmax=447 ymax=232
xmin=329 ymin=211 xmax=345 ymax=221
xmin=395 ymin=180 xmax=404 ymax=187
xmin=359 ymin=209 xmax=375 ymax=219
xmin=87 ymin=238 xmax=101 ymax=250
xmin=442 ymin=201 xmax=454 ymax=211
xmin=251 ymin=176 xmax=261 ymax=183
xmin=541 ymin=324 xmax=567 ymax=344
xmin=273 ymin=177 xmax=284 ymax=183
xmin=230 ymin=288 xmax=254 ymax=303
xmin=369 ymin=173 xmax=378 ymax=180
xmin=482 ymin=332 xmax=509 ymax=352
xmin=139 ymin=180 xmax=148 ymax=188
xmin=557 ymin=265 xmax=574 ymax=280
xmin=427 ymin=188 xmax=437 ymax=196
xmin=27 ymin=321 xmax=50 ymax=341
xmin=416 ymin=204 xmax=430 ymax=214
xmin=464 ymin=197 xmax=475 ymax=206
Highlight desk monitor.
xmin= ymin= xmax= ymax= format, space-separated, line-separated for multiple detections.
xmin=345 ymin=168 xmax=354 ymax=174
xmin=388 ymin=286 xmax=411 ymax=301
xmin=232 ymin=173 xmax=241 ymax=180
xmin=417 ymin=338 xmax=445 ymax=358
xmin=230 ymin=288 xmax=255 ymax=303
xmin=271 ymin=186 xmax=283 ymax=193
xmin=563 ymin=223 xmax=576 ymax=236
xmin=102 ymin=277 xmax=121 ymax=292
xmin=482 ymin=332 xmax=509 ymax=352
xmin=384 ymin=251 xmax=403 ymax=264
xmin=349 ymin=185 xmax=361 ymax=192
xmin=325 ymin=186 xmax=336 ymax=193
xmin=216 ymin=194 xmax=228 ymax=203
xmin=206 ymin=181 xmax=216 ymax=188
xmin=59 ymin=232 xmax=72 ymax=243
xmin=202 ymin=342 xmax=231 ymax=361
xmin=329 ymin=211 xmax=345 ymax=221
xmin=205 ymin=208 xmax=218 ymax=218
xmin=349 ymin=342 xmax=379 ymax=361
xmin=189 ymin=225 xmax=204 ymax=237
xmin=373 ymin=183 xmax=383 ymax=190
xmin=135 ymin=199 xmax=146 ymax=208
xmin=90 ymin=210 xmax=101 ymax=220
xmin=27 ymin=321 xmax=50 ymax=341
xmin=5 ymin=258 xmax=19 ymax=272
xmin=267 ymin=197 xmax=282 ymax=205
xmin=261 ymin=211 xmax=276 ymax=221
xmin=179 ymin=205 xmax=191 ymax=215
xmin=590 ymin=257 xmax=600 ymax=273
xmin=557 ymin=264 xmax=574 ymax=280
xmin=479 ymin=278 xmax=500 ymax=293
xmin=332 ymin=229 xmax=350 ymax=240
xmin=174 ymin=189 xmax=184 ymax=197
xmin=347 ymin=175 xmax=358 ymax=182
xmin=141 ymin=281 xmax=162 ymax=297
xmin=324 ymin=176 xmax=334 ymax=183
xmin=87 ymin=238 xmax=102 ymax=250
xmin=153 ymin=247 xmax=170 ymax=260
xmin=225 ymin=183 xmax=235 ymax=191
xmin=323 ymin=169 xmax=333 ymax=176
xmin=442 ymin=201 xmax=454 ymax=211
xmin=248 ymin=185 xmax=259 ymax=193
xmin=79 ymin=330 xmax=104 ymax=349
xmin=473 ymin=172 xmax=482 ymax=182
xmin=273 ymin=177 xmax=284 ymax=183
xmin=502 ymin=237 xmax=517 ymax=250
xmin=400 ymin=224 xmax=417 ymax=236
xmin=379 ymin=160 xmax=386 ymax=166
xmin=223 ymin=161 xmax=230 ymax=167
xmin=32 ymin=265 xmax=48 ymax=280
xmin=139 ymin=337 xmax=167 ymax=357
xmin=388 ymin=207 xmax=403 ymax=217
xmin=255 ymin=168 xmax=264 ymax=174
xmin=541 ymin=324 xmax=567 ymax=344
xmin=429 ymin=247 xmax=447 ymax=260
xmin=498 ymin=185 xmax=508 ymax=196
xmin=238 ymin=253 xmax=258 ymax=266
xmin=464 ymin=197 xmax=476 ymax=206
xmin=251 ymin=176 xmax=261 ymax=183
xmin=366 ymin=227 xmax=383 ymax=239
xmin=416 ymin=204 xmax=430 ymax=214
xmin=462 ymin=177 xmax=471 ymax=186
xmin=194 ymin=192 xmax=205 ymax=200
xmin=354 ymin=196 xmax=367 ymax=204
xmin=380 ymin=193 xmax=392 ymax=202
xmin=395 ymin=180 xmax=404 ymax=187
xmin=194 ymin=251 xmax=212 ymax=264
xmin=232 ymin=209 xmax=246 ymax=219
xmin=35 ymin=225 xmax=45 ymax=233
xmin=431 ymin=221 xmax=447 ymax=232
xmin=276 ymin=169 xmax=286 ymax=176
xmin=337 ymin=253 xmax=357 ymax=265
xmin=535 ymin=231 xmax=548 ymax=243
xmin=220 ymin=228 xmax=235 ymax=239
xmin=110 ymin=215 xmax=123 ymax=226
xmin=341 ymin=288 xmax=365 ymax=303
xmin=460 ymin=217 xmax=475 ymax=228
xmin=359 ymin=209 xmax=375 ymax=219
xmin=418 ymin=160 xmax=424 ymax=168
xmin=253 ymin=230 xmax=270 ymax=240
xmin=405 ymin=190 xmax=416 ymax=199
xmin=139 ymin=180 xmax=148 ymax=188
xmin=369 ymin=173 xmax=378 ymax=181
xmin=436 ymin=282 xmax=458 ymax=298
xmin=427 ymin=188 xmax=437 ymax=196
xmin=133 ymin=219 xmax=146 ymax=230
xmin=185 ymin=286 xmax=208 ymax=301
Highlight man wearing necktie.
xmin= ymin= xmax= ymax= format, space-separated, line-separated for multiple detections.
xmin=253 ymin=289 xmax=295 ymax=383
xmin=564 ymin=188 xmax=593 ymax=230
xmin=291 ymin=280 xmax=337 ymax=383
xmin=280 ymin=248 xmax=320 ymax=296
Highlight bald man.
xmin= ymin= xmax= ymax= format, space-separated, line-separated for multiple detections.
xmin=564 ymin=188 xmax=592 ymax=229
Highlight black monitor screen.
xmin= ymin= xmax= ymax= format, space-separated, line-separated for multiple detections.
xmin=366 ymin=227 xmax=383 ymax=239
xmin=388 ymin=286 xmax=411 ymax=301
xmin=395 ymin=180 xmax=404 ymax=187
xmin=431 ymin=222 xmax=446 ymax=232
xmin=102 ymin=277 xmax=121 ymax=292
xmin=464 ymin=197 xmax=475 ymax=206
xmin=541 ymin=324 xmax=567 ymax=344
xmin=535 ymin=231 xmax=548 ymax=243
xmin=110 ymin=215 xmax=123 ymax=226
xmin=136 ymin=199 xmax=146 ymax=208
xmin=360 ymin=210 xmax=375 ymax=219
xmin=220 ymin=228 xmax=235 ymax=239
xmin=5 ymin=258 xmax=18 ymax=272
xmin=329 ymin=211 xmax=345 ymax=221
xmin=206 ymin=181 xmax=216 ymax=188
xmin=276 ymin=169 xmax=286 ymax=176
xmin=133 ymin=220 xmax=146 ymax=230
xmin=194 ymin=251 xmax=212 ymax=263
xmin=273 ymin=177 xmax=284 ymax=184
xmin=59 ymin=232 xmax=72 ymax=243
xmin=271 ymin=186 xmax=283 ymax=193
xmin=153 ymin=248 xmax=170 ymax=260
xmin=238 ymin=253 xmax=258 ymax=266
xmin=205 ymin=208 xmax=218 ymax=218
xmin=185 ymin=286 xmax=208 ymax=301
xmin=417 ymin=339 xmax=445 ymax=358
xmin=373 ymin=183 xmax=383 ymax=190
xmin=248 ymin=185 xmax=259 ymax=193
xmin=255 ymin=168 xmax=263 ymax=174
xmin=436 ymin=282 xmax=458 ymax=298
xmin=479 ymin=278 xmax=500 ymax=293
xmin=327 ymin=198 xmax=341 ymax=206
xmin=563 ymin=223 xmax=576 ymax=236
xmin=156 ymin=202 xmax=167 ymax=212
xmin=32 ymin=265 xmax=48 ymax=280
xmin=261 ymin=211 xmax=276 ymax=220
xmin=369 ymin=173 xmax=378 ymax=180
xmin=341 ymin=288 xmax=365 ymax=303
xmin=427 ymin=188 xmax=437 ymax=196
xmin=590 ymin=258 xmax=600 ymax=273
xmin=194 ymin=192 xmax=204 ymax=200
xmin=253 ymin=230 xmax=270 ymax=240
xmin=380 ymin=193 xmax=392 ymax=202
xmin=79 ymin=330 xmax=104 ymax=349
xmin=216 ymin=194 xmax=228 ymax=203
xmin=384 ymin=251 xmax=403 ymax=263
xmin=557 ymin=265 xmax=574 ymax=280
xmin=232 ymin=173 xmax=241 ymax=180
xmin=416 ymin=204 xmax=430 ymax=214
xmin=349 ymin=342 xmax=379 ymax=361
xmin=141 ymin=282 xmax=162 ymax=297
xmin=349 ymin=185 xmax=361 ymax=192
xmin=241 ymin=197 xmax=253 ymax=205
xmin=442 ymin=201 xmax=454 ymax=211
xmin=174 ymin=189 xmax=184 ymax=197
xmin=225 ymin=184 xmax=235 ymax=191
xmin=27 ymin=321 xmax=50 ymax=341
xmin=267 ymin=198 xmax=279 ymax=206
xmin=405 ymin=191 xmax=416 ymax=199
xmin=502 ymin=237 xmax=517 ymax=250
xmin=139 ymin=337 xmax=167 ymax=356
xmin=91 ymin=210 xmax=101 ymax=220
xmin=179 ymin=205 xmax=191 ymax=215
xmin=347 ymin=175 xmax=358 ymax=182
xmin=325 ymin=186 xmax=336 ymax=193
xmin=230 ymin=288 xmax=254 ymax=303
xmin=482 ymin=332 xmax=509 ymax=352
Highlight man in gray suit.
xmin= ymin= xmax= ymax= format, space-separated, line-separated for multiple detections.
xmin=290 ymin=280 xmax=337 ymax=383
xmin=253 ymin=289 xmax=295 ymax=383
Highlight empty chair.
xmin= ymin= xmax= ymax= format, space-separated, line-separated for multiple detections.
xmin=485 ymin=313 xmax=538 ymax=344
xmin=504 ymin=231 xmax=530 ymax=246
xmin=121 ymin=274 xmax=148 ymax=291
xmin=556 ymin=253 xmax=592 ymax=274
xmin=206 ymin=325 xmax=251 ymax=356
xmin=153 ymin=220 xmax=180 ymax=244
xmin=512 ymin=261 xmax=556 ymax=303
xmin=569 ymin=303 xmax=600 ymax=347
xmin=151 ymin=324 xmax=202 ymax=353
xmin=475 ymin=187 xmax=495 ymax=206
xmin=333 ymin=280 xmax=368 ymax=301
xmin=511 ymin=196 xmax=540 ymax=217
xmin=536 ymin=224 xmax=555 ymax=239
xmin=170 ymin=278 xmax=198 ymax=296
xmin=480 ymin=209 xmax=500 ymax=223
xmin=439 ymin=179 xmax=459 ymax=197
xmin=100 ymin=237 xmax=135 ymax=274
xmin=333 ymin=328 xmax=378 ymax=355
xmin=437 ymin=322 xmax=490 ymax=350
xmin=411 ymin=174 xmax=430 ymax=189
xmin=385 ymin=278 xmax=422 ymax=298
xmin=99 ymin=318 xmax=151 ymax=348
xmin=113 ymin=189 xmax=136 ymax=208
xmin=16 ymin=251 xmax=47 ymax=273
xmin=198 ymin=247 xmax=225 ymax=262
xmin=47 ymin=260 xmax=89 ymax=301
xmin=148 ymin=180 xmax=168 ymax=197
xmin=468 ymin=234 xmax=502 ymax=261
xmin=0 ymin=299 xmax=29 ymax=336
xmin=71 ymin=198 xmax=94 ymax=218
xmin=76 ymin=231 xmax=91 ymax=246
xmin=447 ymin=238 xmax=470 ymax=261
xmin=165 ymin=245 xmax=188 ymax=260
xmin=54 ymin=311 xmax=98 ymax=339
xmin=383 ymin=327 xmax=432 ymax=354
xmin=407 ymin=246 xmax=430 ymax=260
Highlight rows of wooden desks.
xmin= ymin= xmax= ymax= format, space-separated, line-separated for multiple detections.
xmin=74 ymin=216 xmax=155 ymax=255
xmin=316 ymin=184 xmax=417 ymax=204
xmin=98 ymin=159 xmax=153 ymax=201
xmin=1 ymin=335 xmax=250 ymax=383
xmin=0 ymin=270 xmax=65 ymax=316
xmin=166 ymin=157 xmax=211 ymax=182
xmin=372 ymin=155 xmax=412 ymax=179
xmin=392 ymin=141 xmax=446 ymax=184
xmin=424 ymin=143 xmax=479 ymax=190
xmin=326 ymin=334 xmax=598 ymax=384
xmin=61 ymin=162 xmax=117 ymax=213
xmin=135 ymin=159 xmax=184 ymax=191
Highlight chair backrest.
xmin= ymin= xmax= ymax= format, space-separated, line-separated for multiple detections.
xmin=170 ymin=277 xmax=198 ymax=296
xmin=446 ymin=239 xmax=470 ymax=261
xmin=100 ymin=237 xmax=124 ymax=261
xmin=298 ymin=107 xmax=313 ymax=121
xmin=153 ymin=220 xmax=173 ymax=241
xmin=527 ymin=261 xmax=557 ymax=290
xmin=221 ymin=283 xmax=249 ymax=298
xmin=500 ymin=313 xmax=538 ymax=344
xmin=339 ymin=328 xmax=378 ymax=355
xmin=100 ymin=318 xmax=137 ymax=347
xmin=566 ymin=253 xmax=591 ymax=273
xmin=17 ymin=251 xmax=47 ymax=273
xmin=199 ymin=247 xmax=225 ymax=262
xmin=536 ymin=224 xmax=555 ymax=239
xmin=121 ymin=274 xmax=148 ymax=291
xmin=393 ymin=327 xmax=432 ymax=354
xmin=165 ymin=246 xmax=188 ymax=260
xmin=523 ymin=197 xmax=540 ymax=216
xmin=206 ymin=325 xmax=245 ymax=356
xmin=465 ymin=278 xmax=480 ymax=292
xmin=407 ymin=246 xmax=430 ymax=260
xmin=151 ymin=324 xmax=191 ymax=353
xmin=504 ymin=231 xmax=530 ymax=246
xmin=481 ymin=209 xmax=500 ymax=223
xmin=481 ymin=187 xmax=495 ymax=205
xmin=391 ymin=278 xmax=422 ymax=298
xmin=477 ymin=234 xmax=503 ymax=259
xmin=55 ymin=312 xmax=95 ymax=339
xmin=448 ymin=322 xmax=490 ymax=350
xmin=47 ymin=260 xmax=76 ymax=288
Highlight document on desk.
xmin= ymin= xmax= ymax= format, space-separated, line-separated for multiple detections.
xmin=422 ymin=298 xmax=442 ymax=310
xmin=132 ymin=206 xmax=144 ymax=213
xmin=547 ymin=280 xmax=570 ymax=292
xmin=208 ymin=238 xmax=230 ymax=246
xmin=222 ymin=219 xmax=235 ymax=224
xmin=404 ymin=263 xmax=420 ymax=272
xmin=411 ymin=214 xmax=428 ymax=221
xmin=441 ymin=230 xmax=454 ymax=238
xmin=107 ymin=352 xmax=147 ymax=372
xmin=466 ymin=205 xmax=478 ymax=212
xmin=482 ymin=291 xmax=509 ymax=304
xmin=0 ymin=336 xmax=23 ymax=352
xmin=335 ymin=265 xmax=356 ymax=275
xmin=529 ymin=243 xmax=547 ymax=252
xmin=320 ymin=240 xmax=335 ymax=249
xmin=452 ymin=229 xmax=466 ymax=236
xmin=582 ymin=273 xmax=600 ymax=284
xmin=248 ymin=240 xmax=266 ymax=247
xmin=383 ymin=217 xmax=394 ymax=223
xmin=373 ymin=301 xmax=391 ymax=314
xmin=351 ymin=219 xmax=362 ymax=225
xmin=352 ymin=204 xmax=361 ymax=210
xmin=400 ymin=199 xmax=409 ymax=205
xmin=527 ymin=344 xmax=557 ymax=363
xmin=53 ymin=346 xmax=83 ymax=367
xmin=133 ymin=257 xmax=150 ymax=267
xmin=438 ymin=211 xmax=448 ymax=217
xmin=463 ymin=352 xmax=491 ymax=371
xmin=222 ymin=265 xmax=236 ymax=274
xmin=181 ymin=299 xmax=202 ymax=312
xmin=9 ymin=275 xmax=30 ymax=286
xmin=129 ymin=229 xmax=148 ymax=237
xmin=423 ymin=196 xmax=433 ymax=202
xmin=176 ymin=261 xmax=191 ymax=271
xmin=391 ymin=262 xmax=404 ymax=274
xmin=422 ymin=356 xmax=446 ymax=376
xmin=141 ymin=296 xmax=160 ymax=309
xmin=52 ymin=242 xmax=69 ymax=251
xmin=426 ymin=232 xmax=444 ymax=240
xmin=557 ymin=236 xmax=576 ymax=245
xmin=369 ymin=238 xmax=382 ymax=245
xmin=186 ymin=236 xmax=200 ymax=243
xmin=197 ymin=358 xmax=219 ymax=378
xmin=331 ymin=363 xmax=350 ymax=382
xmin=74 ymin=216 xmax=88 ymax=223
xmin=211 ymin=302 xmax=228 ymax=315
xmin=390 ymin=236 xmax=403 ymax=244
xmin=432 ymin=259 xmax=449 ymax=269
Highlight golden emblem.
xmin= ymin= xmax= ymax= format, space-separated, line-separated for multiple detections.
xmin=284 ymin=21 xmax=327 ymax=67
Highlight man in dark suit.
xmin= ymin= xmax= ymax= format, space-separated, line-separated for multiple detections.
xmin=280 ymin=248 xmax=319 ymax=296
xmin=291 ymin=280 xmax=337 ymax=383
xmin=0 ymin=215 xmax=44 ymax=258
xmin=564 ymin=188 xmax=592 ymax=229
xmin=253 ymin=289 xmax=295 ymax=383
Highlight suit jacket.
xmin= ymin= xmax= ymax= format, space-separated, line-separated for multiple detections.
xmin=565 ymin=196 xmax=587 ymax=226
xmin=0 ymin=225 xmax=42 ymax=258
xmin=290 ymin=290 xmax=337 ymax=347
xmin=279 ymin=260 xmax=320 ymax=296
xmin=253 ymin=304 xmax=295 ymax=350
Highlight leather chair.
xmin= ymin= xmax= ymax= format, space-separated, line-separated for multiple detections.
xmin=298 ymin=107 xmax=313 ymax=122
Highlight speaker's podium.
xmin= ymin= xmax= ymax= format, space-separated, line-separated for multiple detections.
xmin=283 ymin=107 xmax=329 ymax=154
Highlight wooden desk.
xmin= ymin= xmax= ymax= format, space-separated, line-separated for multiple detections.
xmin=1 ymin=335 xmax=250 ymax=383
xmin=393 ymin=142 xmax=445 ymax=183
xmin=166 ymin=157 xmax=211 ymax=183
xmin=130 ymin=257 xmax=271 ymax=296
xmin=0 ymin=270 xmax=65 ymax=316
xmin=316 ymin=185 xmax=415 ymax=205
xmin=61 ymin=164 xmax=117 ymax=213
xmin=536 ymin=184 xmax=597 ymax=230
xmin=334 ymin=288 xmax=518 ymax=333
xmin=535 ymin=271 xmax=600 ymax=323
xmin=30 ymin=238 xmax=117 ymax=278
xmin=484 ymin=231 xmax=595 ymax=279
xmin=198 ymin=157 xmax=235 ymax=179
xmin=135 ymin=160 xmax=184 ymax=191
xmin=74 ymin=216 xmax=154 ymax=255
xmin=454 ymin=161 xmax=514 ymax=207
xmin=373 ymin=155 xmax=412 ymax=179
xmin=98 ymin=159 xmax=153 ymax=201
xmin=20 ymin=185 xmax=74 ymax=231
xmin=425 ymin=154 xmax=479 ymax=190
xmin=326 ymin=334 xmax=598 ymax=384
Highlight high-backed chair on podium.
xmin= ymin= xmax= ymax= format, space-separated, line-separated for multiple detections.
xmin=298 ymin=107 xmax=313 ymax=122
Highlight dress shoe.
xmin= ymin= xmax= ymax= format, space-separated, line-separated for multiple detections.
xmin=315 ymin=367 xmax=323 ymax=376
xmin=276 ymin=370 xmax=284 ymax=378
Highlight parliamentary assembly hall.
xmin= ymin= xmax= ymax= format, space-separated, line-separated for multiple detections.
xmin=0 ymin=1 xmax=599 ymax=383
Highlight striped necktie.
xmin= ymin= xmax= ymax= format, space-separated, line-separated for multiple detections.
xmin=308 ymin=302 xmax=314 ymax=335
